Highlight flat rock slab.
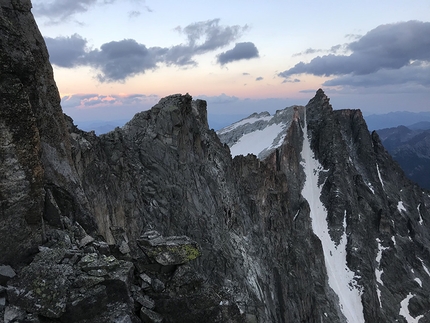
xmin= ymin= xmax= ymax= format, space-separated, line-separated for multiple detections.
xmin=137 ymin=231 xmax=201 ymax=266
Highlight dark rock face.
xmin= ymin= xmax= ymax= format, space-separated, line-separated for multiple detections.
xmin=0 ymin=0 xmax=93 ymax=266
xmin=1 ymin=2 xmax=430 ymax=323
xmin=305 ymin=90 xmax=430 ymax=322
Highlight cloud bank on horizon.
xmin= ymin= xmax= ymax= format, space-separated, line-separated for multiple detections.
xmin=279 ymin=20 xmax=430 ymax=90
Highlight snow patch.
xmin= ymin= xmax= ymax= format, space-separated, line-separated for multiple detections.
xmin=293 ymin=209 xmax=300 ymax=221
xmin=399 ymin=293 xmax=424 ymax=323
xmin=376 ymin=164 xmax=384 ymax=188
xmin=375 ymin=238 xmax=389 ymax=308
xmin=229 ymin=123 xmax=286 ymax=158
xmin=301 ymin=110 xmax=365 ymax=323
xmin=414 ymin=278 xmax=422 ymax=288
xmin=417 ymin=204 xmax=423 ymax=225
xmin=397 ymin=201 xmax=406 ymax=213
xmin=418 ymin=257 xmax=430 ymax=277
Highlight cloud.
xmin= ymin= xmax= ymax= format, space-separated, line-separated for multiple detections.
xmin=292 ymin=48 xmax=324 ymax=57
xmin=217 ymin=42 xmax=259 ymax=65
xmin=323 ymin=64 xmax=430 ymax=88
xmin=292 ymin=44 xmax=348 ymax=57
xmin=279 ymin=21 xmax=430 ymax=88
xmin=44 ymin=34 xmax=88 ymax=67
xmin=33 ymin=0 xmax=97 ymax=21
xmin=84 ymin=40 xmax=168 ymax=82
xmin=45 ymin=19 xmax=251 ymax=82
xmin=281 ymin=78 xmax=300 ymax=84
xmin=128 ymin=10 xmax=141 ymax=18
xmin=165 ymin=19 xmax=248 ymax=66
xmin=33 ymin=0 xmax=150 ymax=22
xmin=196 ymin=93 xmax=239 ymax=105
xmin=345 ymin=33 xmax=362 ymax=40
xmin=61 ymin=93 xmax=159 ymax=109
xmin=256 ymin=76 xmax=263 ymax=81
xmin=60 ymin=93 xmax=160 ymax=123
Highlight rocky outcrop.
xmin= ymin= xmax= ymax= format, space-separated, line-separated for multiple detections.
xmin=137 ymin=231 xmax=201 ymax=266
xmin=1 ymin=2 xmax=430 ymax=323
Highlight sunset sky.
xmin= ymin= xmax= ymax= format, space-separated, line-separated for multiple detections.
xmin=32 ymin=0 xmax=430 ymax=129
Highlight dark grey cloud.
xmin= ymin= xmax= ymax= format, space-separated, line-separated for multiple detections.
xmin=323 ymin=64 xmax=430 ymax=88
xmin=44 ymin=34 xmax=88 ymax=67
xmin=45 ymin=35 xmax=168 ymax=81
xmin=84 ymin=40 xmax=168 ymax=82
xmin=217 ymin=42 xmax=259 ymax=65
xmin=165 ymin=19 xmax=248 ymax=66
xmin=183 ymin=19 xmax=247 ymax=52
xmin=45 ymin=19 xmax=251 ymax=82
xmin=256 ymin=76 xmax=263 ymax=81
xmin=33 ymin=0 xmax=149 ymax=22
xmin=329 ymin=44 xmax=344 ymax=53
xmin=279 ymin=21 xmax=430 ymax=88
xmin=33 ymin=0 xmax=97 ymax=21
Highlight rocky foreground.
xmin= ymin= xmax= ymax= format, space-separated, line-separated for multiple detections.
xmin=2 ymin=1 xmax=430 ymax=322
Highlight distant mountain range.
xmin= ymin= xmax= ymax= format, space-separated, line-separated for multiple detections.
xmin=73 ymin=119 xmax=129 ymax=135
xmin=376 ymin=122 xmax=430 ymax=190
xmin=364 ymin=111 xmax=430 ymax=131
xmin=78 ymin=111 xmax=430 ymax=135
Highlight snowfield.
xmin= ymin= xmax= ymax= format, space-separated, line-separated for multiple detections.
xmin=229 ymin=123 xmax=286 ymax=158
xmin=217 ymin=114 xmax=273 ymax=135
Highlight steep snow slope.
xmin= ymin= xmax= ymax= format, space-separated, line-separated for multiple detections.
xmin=301 ymin=108 xmax=365 ymax=323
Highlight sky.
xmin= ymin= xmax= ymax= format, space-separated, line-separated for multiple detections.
xmin=32 ymin=0 xmax=430 ymax=129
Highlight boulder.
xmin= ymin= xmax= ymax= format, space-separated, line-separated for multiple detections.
xmin=137 ymin=231 xmax=201 ymax=266
xmin=0 ymin=265 xmax=16 ymax=286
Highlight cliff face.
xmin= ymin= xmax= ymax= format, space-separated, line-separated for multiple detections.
xmin=1 ymin=1 xmax=430 ymax=323
xmin=1 ymin=0 xmax=94 ymax=265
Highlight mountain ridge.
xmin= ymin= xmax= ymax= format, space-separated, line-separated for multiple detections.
xmin=1 ymin=1 xmax=430 ymax=322
xmin=365 ymin=111 xmax=430 ymax=131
